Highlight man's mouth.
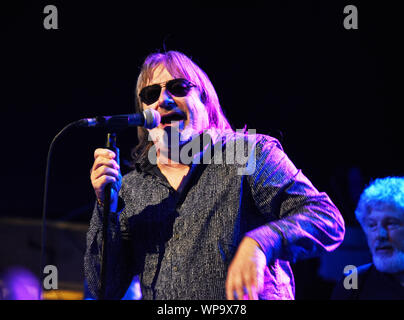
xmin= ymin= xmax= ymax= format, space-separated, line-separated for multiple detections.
xmin=375 ymin=244 xmax=394 ymax=255
xmin=160 ymin=108 xmax=187 ymax=124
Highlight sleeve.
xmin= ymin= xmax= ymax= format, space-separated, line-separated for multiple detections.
xmin=84 ymin=181 xmax=134 ymax=300
xmin=245 ymin=135 xmax=345 ymax=264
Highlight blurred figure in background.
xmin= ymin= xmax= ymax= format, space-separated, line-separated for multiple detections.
xmin=0 ymin=266 xmax=40 ymax=300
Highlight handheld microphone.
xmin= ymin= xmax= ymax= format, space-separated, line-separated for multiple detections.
xmin=76 ymin=108 xmax=161 ymax=130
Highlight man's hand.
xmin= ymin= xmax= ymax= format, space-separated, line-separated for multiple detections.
xmin=90 ymin=148 xmax=121 ymax=211
xmin=225 ymin=237 xmax=267 ymax=300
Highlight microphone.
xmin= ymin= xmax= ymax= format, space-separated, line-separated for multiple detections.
xmin=76 ymin=108 xmax=161 ymax=130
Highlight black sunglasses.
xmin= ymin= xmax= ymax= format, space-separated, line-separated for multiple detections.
xmin=139 ymin=78 xmax=196 ymax=105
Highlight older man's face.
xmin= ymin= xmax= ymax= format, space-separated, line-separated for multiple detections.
xmin=363 ymin=207 xmax=404 ymax=273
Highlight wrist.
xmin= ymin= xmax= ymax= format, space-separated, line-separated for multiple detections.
xmin=244 ymin=236 xmax=264 ymax=252
xmin=96 ymin=197 xmax=104 ymax=207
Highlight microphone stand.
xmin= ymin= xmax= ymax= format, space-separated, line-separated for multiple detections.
xmin=99 ymin=132 xmax=119 ymax=300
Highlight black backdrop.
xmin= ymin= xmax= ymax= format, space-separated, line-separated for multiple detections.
xmin=0 ymin=0 xmax=402 ymax=298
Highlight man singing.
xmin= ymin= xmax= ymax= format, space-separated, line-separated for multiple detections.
xmin=85 ymin=50 xmax=345 ymax=300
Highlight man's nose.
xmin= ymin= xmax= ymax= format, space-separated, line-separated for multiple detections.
xmin=375 ymin=225 xmax=389 ymax=240
xmin=157 ymin=88 xmax=176 ymax=111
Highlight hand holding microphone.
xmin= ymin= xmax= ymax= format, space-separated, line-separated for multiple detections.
xmin=90 ymin=148 xmax=121 ymax=211
xmin=85 ymin=108 xmax=187 ymax=209
xmin=84 ymin=109 xmax=160 ymax=210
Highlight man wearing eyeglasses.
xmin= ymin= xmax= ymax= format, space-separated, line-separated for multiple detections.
xmin=85 ymin=50 xmax=345 ymax=300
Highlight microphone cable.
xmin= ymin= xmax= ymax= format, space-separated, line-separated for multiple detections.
xmin=39 ymin=121 xmax=78 ymax=300
xmin=38 ymin=110 xmax=161 ymax=299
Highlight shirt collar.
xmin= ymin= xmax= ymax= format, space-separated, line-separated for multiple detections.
xmin=134 ymin=131 xmax=215 ymax=175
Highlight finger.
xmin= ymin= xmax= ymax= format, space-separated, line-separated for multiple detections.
xmin=245 ymin=283 xmax=253 ymax=300
xmin=91 ymin=166 xmax=120 ymax=181
xmin=252 ymin=289 xmax=258 ymax=300
xmin=92 ymin=157 xmax=120 ymax=173
xmin=245 ymin=284 xmax=258 ymax=300
xmin=93 ymin=175 xmax=118 ymax=201
xmin=241 ymin=264 xmax=260 ymax=300
xmin=236 ymin=286 xmax=245 ymax=301
xmin=232 ymin=278 xmax=244 ymax=301
xmin=93 ymin=175 xmax=117 ymax=190
xmin=226 ymin=270 xmax=243 ymax=300
xmin=225 ymin=274 xmax=235 ymax=300
xmin=94 ymin=148 xmax=116 ymax=160
xmin=242 ymin=277 xmax=253 ymax=300
xmin=226 ymin=288 xmax=234 ymax=300
xmin=246 ymin=269 xmax=259 ymax=300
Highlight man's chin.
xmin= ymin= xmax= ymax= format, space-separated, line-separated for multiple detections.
xmin=162 ymin=125 xmax=197 ymax=141
xmin=373 ymin=251 xmax=404 ymax=273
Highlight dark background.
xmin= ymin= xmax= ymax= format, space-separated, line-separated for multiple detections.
xmin=0 ymin=1 xmax=402 ymax=299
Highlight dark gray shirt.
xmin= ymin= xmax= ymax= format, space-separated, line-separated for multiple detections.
xmin=84 ymin=133 xmax=345 ymax=300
